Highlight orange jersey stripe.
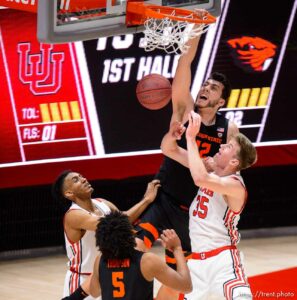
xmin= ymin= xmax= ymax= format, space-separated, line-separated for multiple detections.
xmin=138 ymin=223 xmax=159 ymax=240
xmin=143 ymin=236 xmax=152 ymax=249
xmin=165 ymin=253 xmax=192 ymax=264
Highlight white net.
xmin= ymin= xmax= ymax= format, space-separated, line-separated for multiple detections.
xmin=143 ymin=11 xmax=210 ymax=54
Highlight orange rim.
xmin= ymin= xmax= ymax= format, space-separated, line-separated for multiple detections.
xmin=126 ymin=1 xmax=216 ymax=26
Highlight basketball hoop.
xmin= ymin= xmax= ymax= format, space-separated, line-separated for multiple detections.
xmin=126 ymin=1 xmax=216 ymax=54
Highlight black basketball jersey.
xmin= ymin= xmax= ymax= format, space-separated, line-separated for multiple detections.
xmin=156 ymin=113 xmax=229 ymax=208
xmin=99 ymin=250 xmax=153 ymax=300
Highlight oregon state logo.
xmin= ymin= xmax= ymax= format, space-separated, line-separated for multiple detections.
xmin=18 ymin=43 xmax=65 ymax=95
xmin=227 ymin=36 xmax=277 ymax=72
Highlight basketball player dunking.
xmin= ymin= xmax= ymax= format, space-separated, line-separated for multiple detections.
xmin=135 ymin=9 xmax=239 ymax=300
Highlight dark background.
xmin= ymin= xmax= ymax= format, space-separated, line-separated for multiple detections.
xmin=1 ymin=165 xmax=297 ymax=254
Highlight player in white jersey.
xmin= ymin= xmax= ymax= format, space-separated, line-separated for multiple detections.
xmin=161 ymin=111 xmax=257 ymax=300
xmin=52 ymin=170 xmax=160 ymax=300
xmin=63 ymin=198 xmax=111 ymax=299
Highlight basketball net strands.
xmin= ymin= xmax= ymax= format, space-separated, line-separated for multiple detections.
xmin=0 ymin=0 xmax=217 ymax=54
xmin=126 ymin=1 xmax=216 ymax=54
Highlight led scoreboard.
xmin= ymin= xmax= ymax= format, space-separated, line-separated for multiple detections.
xmin=0 ymin=10 xmax=97 ymax=164
xmin=0 ymin=0 xmax=296 ymax=189
xmin=206 ymin=0 xmax=297 ymax=144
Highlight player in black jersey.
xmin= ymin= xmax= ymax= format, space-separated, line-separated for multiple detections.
xmin=134 ymin=10 xmax=239 ymax=300
xmin=87 ymin=211 xmax=192 ymax=300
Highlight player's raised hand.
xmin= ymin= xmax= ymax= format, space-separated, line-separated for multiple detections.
xmin=194 ymin=8 xmax=208 ymax=19
xmin=160 ymin=229 xmax=182 ymax=252
xmin=186 ymin=110 xmax=201 ymax=140
xmin=170 ymin=121 xmax=186 ymax=140
xmin=143 ymin=179 xmax=161 ymax=204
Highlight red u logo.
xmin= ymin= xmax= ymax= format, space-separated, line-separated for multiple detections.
xmin=18 ymin=43 xmax=65 ymax=95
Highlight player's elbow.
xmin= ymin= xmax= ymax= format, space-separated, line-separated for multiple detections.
xmin=184 ymin=282 xmax=193 ymax=294
xmin=179 ymin=279 xmax=193 ymax=294
xmin=160 ymin=140 xmax=167 ymax=154
xmin=193 ymin=173 xmax=208 ymax=187
xmin=160 ymin=140 xmax=176 ymax=157
xmin=194 ymin=178 xmax=203 ymax=187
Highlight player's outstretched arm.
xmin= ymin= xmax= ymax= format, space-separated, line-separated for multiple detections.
xmin=171 ymin=9 xmax=208 ymax=124
xmin=161 ymin=121 xmax=188 ymax=167
xmin=123 ymin=179 xmax=161 ymax=223
xmin=141 ymin=230 xmax=192 ymax=294
xmin=64 ymin=209 xmax=102 ymax=232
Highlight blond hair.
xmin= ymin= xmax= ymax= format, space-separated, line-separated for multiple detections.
xmin=234 ymin=133 xmax=257 ymax=170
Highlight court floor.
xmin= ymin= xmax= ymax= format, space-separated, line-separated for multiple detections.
xmin=1 ymin=235 xmax=297 ymax=300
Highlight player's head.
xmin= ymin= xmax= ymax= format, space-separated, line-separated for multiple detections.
xmin=195 ymin=72 xmax=231 ymax=111
xmin=52 ymin=170 xmax=93 ymax=203
xmin=209 ymin=72 xmax=231 ymax=101
xmin=214 ymin=133 xmax=257 ymax=171
xmin=96 ymin=211 xmax=136 ymax=260
xmin=234 ymin=133 xmax=257 ymax=170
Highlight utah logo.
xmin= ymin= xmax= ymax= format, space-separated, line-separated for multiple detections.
xmin=18 ymin=43 xmax=65 ymax=95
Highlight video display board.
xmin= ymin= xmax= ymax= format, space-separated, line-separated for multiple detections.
xmin=204 ymin=0 xmax=297 ymax=143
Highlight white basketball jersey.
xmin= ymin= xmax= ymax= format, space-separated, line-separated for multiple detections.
xmin=64 ymin=199 xmax=111 ymax=274
xmin=189 ymin=174 xmax=246 ymax=253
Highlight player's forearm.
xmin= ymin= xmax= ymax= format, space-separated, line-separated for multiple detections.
xmin=187 ymin=137 xmax=208 ymax=185
xmin=124 ymin=197 xmax=152 ymax=223
xmin=161 ymin=131 xmax=179 ymax=156
xmin=173 ymin=247 xmax=192 ymax=293
xmin=161 ymin=133 xmax=189 ymax=167
xmin=180 ymin=34 xmax=201 ymax=62
xmin=171 ymin=36 xmax=201 ymax=122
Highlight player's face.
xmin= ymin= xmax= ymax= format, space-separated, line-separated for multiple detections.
xmin=63 ymin=172 xmax=94 ymax=199
xmin=214 ymin=139 xmax=240 ymax=168
xmin=195 ymin=79 xmax=225 ymax=110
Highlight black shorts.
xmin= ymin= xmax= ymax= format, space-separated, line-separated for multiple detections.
xmin=134 ymin=191 xmax=191 ymax=268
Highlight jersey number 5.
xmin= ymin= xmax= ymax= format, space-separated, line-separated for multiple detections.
xmin=112 ymin=271 xmax=125 ymax=298
xmin=192 ymin=195 xmax=209 ymax=219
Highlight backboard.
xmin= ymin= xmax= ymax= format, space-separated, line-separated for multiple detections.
xmin=37 ymin=0 xmax=221 ymax=43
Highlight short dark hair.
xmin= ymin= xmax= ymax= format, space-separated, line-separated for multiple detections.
xmin=209 ymin=72 xmax=231 ymax=100
xmin=96 ymin=211 xmax=136 ymax=260
xmin=51 ymin=170 xmax=72 ymax=202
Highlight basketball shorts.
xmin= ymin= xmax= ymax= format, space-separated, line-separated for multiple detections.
xmin=135 ymin=191 xmax=192 ymax=268
xmin=184 ymin=248 xmax=252 ymax=300
xmin=63 ymin=270 xmax=101 ymax=300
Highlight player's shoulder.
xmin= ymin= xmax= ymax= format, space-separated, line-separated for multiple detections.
xmin=140 ymin=252 xmax=161 ymax=281
xmin=141 ymin=251 xmax=163 ymax=267
xmin=95 ymin=198 xmax=118 ymax=211
xmin=64 ymin=206 xmax=91 ymax=227
xmin=66 ymin=202 xmax=83 ymax=214
xmin=93 ymin=197 xmax=107 ymax=204
xmin=65 ymin=205 xmax=88 ymax=217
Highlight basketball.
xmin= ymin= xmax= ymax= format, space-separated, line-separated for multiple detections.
xmin=136 ymin=74 xmax=172 ymax=110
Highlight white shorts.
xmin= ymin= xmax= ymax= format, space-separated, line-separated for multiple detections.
xmin=185 ymin=248 xmax=252 ymax=300
xmin=63 ymin=270 xmax=101 ymax=300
